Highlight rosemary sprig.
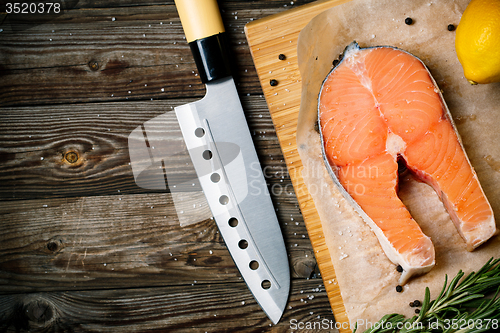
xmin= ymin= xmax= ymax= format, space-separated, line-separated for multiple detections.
xmin=353 ymin=257 xmax=500 ymax=333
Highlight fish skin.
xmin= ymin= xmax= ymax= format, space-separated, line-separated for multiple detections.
xmin=318 ymin=42 xmax=497 ymax=284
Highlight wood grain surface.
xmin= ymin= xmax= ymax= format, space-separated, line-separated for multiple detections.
xmin=0 ymin=0 xmax=339 ymax=332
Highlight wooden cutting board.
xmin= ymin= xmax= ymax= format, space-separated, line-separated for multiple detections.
xmin=245 ymin=0 xmax=352 ymax=331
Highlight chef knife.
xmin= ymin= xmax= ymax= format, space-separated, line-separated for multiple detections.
xmin=173 ymin=0 xmax=290 ymax=324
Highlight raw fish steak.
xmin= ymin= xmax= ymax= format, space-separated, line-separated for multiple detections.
xmin=318 ymin=42 xmax=497 ymax=284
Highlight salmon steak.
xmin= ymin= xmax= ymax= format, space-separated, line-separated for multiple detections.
xmin=318 ymin=42 xmax=497 ymax=284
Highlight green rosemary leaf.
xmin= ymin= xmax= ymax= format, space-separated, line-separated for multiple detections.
xmin=458 ymin=263 xmax=485 ymax=287
xmin=467 ymin=278 xmax=500 ymax=295
xmin=436 ymin=274 xmax=449 ymax=302
xmin=461 ymin=299 xmax=489 ymax=309
xmin=445 ymin=271 xmax=465 ymax=299
xmin=417 ymin=287 xmax=431 ymax=321
xmin=471 ymin=289 xmax=500 ymax=319
xmin=446 ymin=294 xmax=485 ymax=307
xmin=460 ymin=258 xmax=500 ymax=292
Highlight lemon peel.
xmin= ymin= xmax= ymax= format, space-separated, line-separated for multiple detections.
xmin=455 ymin=0 xmax=500 ymax=84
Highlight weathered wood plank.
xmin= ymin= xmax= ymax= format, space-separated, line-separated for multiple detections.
xmin=0 ymin=193 xmax=219 ymax=293
xmin=0 ymin=191 xmax=316 ymax=293
xmin=0 ymin=100 xmax=189 ymax=199
xmin=0 ymin=96 xmax=284 ymax=200
xmin=0 ymin=1 xmax=317 ymax=107
xmin=0 ymin=0 xmax=316 ymax=107
xmin=71 ymin=0 xmax=313 ymax=9
xmin=0 ymin=4 xmax=202 ymax=107
xmin=0 ymin=279 xmax=337 ymax=333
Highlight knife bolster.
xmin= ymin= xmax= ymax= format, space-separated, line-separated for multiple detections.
xmin=189 ymin=33 xmax=232 ymax=84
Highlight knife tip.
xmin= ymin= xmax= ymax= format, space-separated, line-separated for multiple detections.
xmin=269 ymin=312 xmax=283 ymax=325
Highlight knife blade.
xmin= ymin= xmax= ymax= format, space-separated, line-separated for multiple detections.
xmin=173 ymin=0 xmax=290 ymax=324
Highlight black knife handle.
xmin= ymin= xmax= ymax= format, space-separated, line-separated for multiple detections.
xmin=189 ymin=33 xmax=232 ymax=83
xmin=174 ymin=0 xmax=232 ymax=83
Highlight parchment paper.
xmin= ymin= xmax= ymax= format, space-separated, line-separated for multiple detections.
xmin=296 ymin=0 xmax=500 ymax=328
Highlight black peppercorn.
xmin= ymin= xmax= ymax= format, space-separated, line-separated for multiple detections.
xmin=396 ymin=265 xmax=403 ymax=272
xmin=396 ymin=285 xmax=403 ymax=292
xmin=409 ymin=301 xmax=414 ymax=307
xmin=314 ymin=121 xmax=320 ymax=134
xmin=270 ymin=79 xmax=278 ymax=87
xmin=333 ymin=59 xmax=339 ymax=67
xmin=405 ymin=17 xmax=413 ymax=25
xmin=278 ymin=53 xmax=286 ymax=60
xmin=447 ymin=24 xmax=456 ymax=31
xmin=415 ymin=309 xmax=420 ymax=314
xmin=413 ymin=300 xmax=421 ymax=307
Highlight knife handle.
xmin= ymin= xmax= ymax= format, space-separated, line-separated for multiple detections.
xmin=174 ymin=0 xmax=232 ymax=83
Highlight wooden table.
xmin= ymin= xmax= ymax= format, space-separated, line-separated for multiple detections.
xmin=0 ymin=1 xmax=339 ymax=331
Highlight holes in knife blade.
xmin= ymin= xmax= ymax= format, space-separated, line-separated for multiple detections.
xmin=238 ymin=239 xmax=248 ymax=249
xmin=261 ymin=280 xmax=271 ymax=290
xmin=202 ymin=150 xmax=213 ymax=160
xmin=249 ymin=260 xmax=259 ymax=270
xmin=210 ymin=173 xmax=221 ymax=183
xmin=219 ymin=195 xmax=229 ymax=205
xmin=195 ymin=127 xmax=205 ymax=137
xmin=228 ymin=217 xmax=238 ymax=227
